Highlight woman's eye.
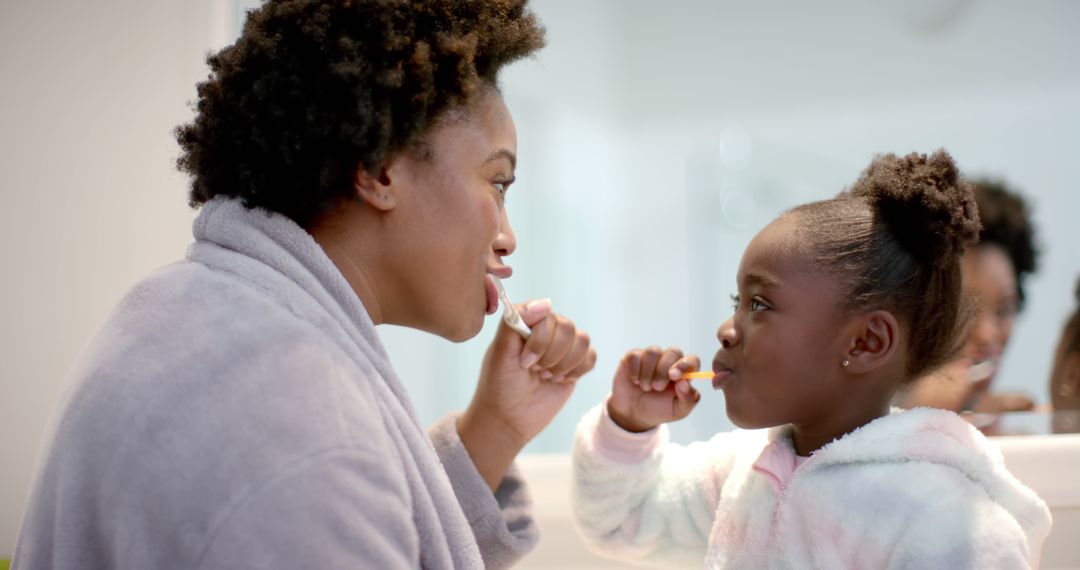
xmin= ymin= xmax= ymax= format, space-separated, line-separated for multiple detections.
xmin=749 ymin=298 xmax=769 ymax=312
xmin=493 ymin=176 xmax=515 ymax=195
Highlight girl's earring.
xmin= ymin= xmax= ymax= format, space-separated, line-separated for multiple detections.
xmin=842 ymin=359 xmax=850 ymax=368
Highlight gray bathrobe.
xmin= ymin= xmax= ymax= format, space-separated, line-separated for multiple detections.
xmin=14 ymin=197 xmax=537 ymax=569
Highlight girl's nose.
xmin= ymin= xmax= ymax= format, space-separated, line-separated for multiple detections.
xmin=718 ymin=316 xmax=739 ymax=349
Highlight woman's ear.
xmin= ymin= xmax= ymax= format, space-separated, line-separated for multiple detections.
xmin=843 ymin=310 xmax=900 ymax=374
xmin=353 ymin=162 xmax=397 ymax=211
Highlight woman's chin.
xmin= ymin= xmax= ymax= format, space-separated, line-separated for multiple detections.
xmin=439 ymin=314 xmax=485 ymax=343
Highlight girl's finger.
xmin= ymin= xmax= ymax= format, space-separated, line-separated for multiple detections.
xmin=625 ymin=350 xmax=643 ymax=387
xmin=657 ymin=348 xmax=685 ymax=382
xmin=668 ymin=354 xmax=703 ymax=380
xmin=673 ymin=380 xmax=701 ymax=417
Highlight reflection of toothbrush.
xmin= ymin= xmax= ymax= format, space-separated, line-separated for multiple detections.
xmin=968 ymin=360 xmax=996 ymax=383
xmin=492 ymin=277 xmax=531 ymax=339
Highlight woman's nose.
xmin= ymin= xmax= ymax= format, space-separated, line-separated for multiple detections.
xmin=968 ymin=311 xmax=1002 ymax=355
xmin=493 ymin=208 xmax=516 ymax=257
xmin=718 ymin=316 xmax=739 ymax=349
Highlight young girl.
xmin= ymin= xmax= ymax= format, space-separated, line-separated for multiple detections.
xmin=572 ymin=150 xmax=1051 ymax=569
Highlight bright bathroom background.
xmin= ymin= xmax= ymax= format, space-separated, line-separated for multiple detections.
xmin=2 ymin=0 xmax=1078 ymax=556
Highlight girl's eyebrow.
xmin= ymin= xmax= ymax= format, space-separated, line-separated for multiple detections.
xmin=742 ymin=270 xmax=781 ymax=289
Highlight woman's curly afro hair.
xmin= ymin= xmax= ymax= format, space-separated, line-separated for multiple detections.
xmin=175 ymin=0 xmax=545 ymax=228
xmin=968 ymin=179 xmax=1040 ymax=307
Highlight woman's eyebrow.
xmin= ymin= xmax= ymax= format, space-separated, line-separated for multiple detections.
xmin=483 ymin=149 xmax=516 ymax=169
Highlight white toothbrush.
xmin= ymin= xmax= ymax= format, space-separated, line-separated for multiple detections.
xmin=492 ymin=276 xmax=531 ymax=338
xmin=968 ymin=360 xmax=996 ymax=383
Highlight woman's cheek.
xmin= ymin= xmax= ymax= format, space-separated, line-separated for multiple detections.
xmin=483 ymin=201 xmax=503 ymax=242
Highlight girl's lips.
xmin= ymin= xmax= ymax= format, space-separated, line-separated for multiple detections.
xmin=712 ymin=369 xmax=732 ymax=390
xmin=484 ymin=275 xmax=499 ymax=315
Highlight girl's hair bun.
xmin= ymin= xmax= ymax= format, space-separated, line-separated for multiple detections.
xmin=849 ymin=149 xmax=981 ymax=267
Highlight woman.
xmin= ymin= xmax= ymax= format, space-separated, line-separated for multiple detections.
xmin=14 ymin=1 xmax=594 ymax=568
xmin=1050 ymin=277 xmax=1080 ymax=414
xmin=899 ymin=179 xmax=1039 ymax=414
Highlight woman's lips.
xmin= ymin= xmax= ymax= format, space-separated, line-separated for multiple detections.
xmin=485 ymin=265 xmax=512 ymax=315
xmin=484 ymin=274 xmax=499 ymax=315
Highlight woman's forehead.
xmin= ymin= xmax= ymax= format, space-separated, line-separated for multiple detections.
xmin=424 ymin=91 xmax=516 ymax=161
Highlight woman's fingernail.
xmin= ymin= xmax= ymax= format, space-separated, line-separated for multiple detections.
xmin=539 ymin=370 xmax=554 ymax=380
xmin=521 ymin=352 xmax=540 ymax=368
xmin=552 ymin=375 xmax=566 ymax=383
xmin=523 ymin=298 xmax=552 ymax=318
xmin=669 ymin=368 xmax=681 ymax=380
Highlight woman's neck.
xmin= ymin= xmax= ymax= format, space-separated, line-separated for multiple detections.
xmin=309 ymin=205 xmax=387 ymax=326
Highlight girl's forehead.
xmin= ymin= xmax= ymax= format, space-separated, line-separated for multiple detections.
xmin=743 ymin=217 xmax=805 ymax=266
xmin=740 ymin=216 xmax=836 ymax=292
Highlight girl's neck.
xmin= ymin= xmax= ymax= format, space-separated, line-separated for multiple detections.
xmin=790 ymin=397 xmax=892 ymax=456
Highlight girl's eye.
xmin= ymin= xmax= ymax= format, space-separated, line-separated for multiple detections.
xmin=731 ymin=294 xmax=768 ymax=312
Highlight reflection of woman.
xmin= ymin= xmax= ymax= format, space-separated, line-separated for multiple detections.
xmin=14 ymin=2 xmax=594 ymax=568
xmin=900 ymin=179 xmax=1039 ymax=413
xmin=1050 ymin=277 xmax=1080 ymax=412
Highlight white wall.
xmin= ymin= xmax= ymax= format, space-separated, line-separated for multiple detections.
xmin=0 ymin=0 xmax=235 ymax=556
xmin=1 ymin=0 xmax=1078 ymax=557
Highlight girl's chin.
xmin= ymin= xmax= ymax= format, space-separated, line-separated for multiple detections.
xmin=730 ymin=416 xmax=782 ymax=430
xmin=725 ymin=401 xmax=781 ymax=431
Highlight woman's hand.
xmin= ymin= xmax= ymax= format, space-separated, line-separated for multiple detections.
xmin=972 ymin=391 xmax=1036 ymax=413
xmin=458 ymin=299 xmax=596 ymax=489
xmin=608 ymin=346 xmax=701 ymax=433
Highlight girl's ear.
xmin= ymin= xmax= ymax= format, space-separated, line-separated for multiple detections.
xmin=843 ymin=310 xmax=900 ymax=374
xmin=353 ymin=161 xmax=397 ymax=211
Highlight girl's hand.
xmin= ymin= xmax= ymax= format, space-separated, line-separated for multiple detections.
xmin=608 ymin=346 xmax=701 ymax=433
xmin=459 ymin=299 xmax=596 ymax=489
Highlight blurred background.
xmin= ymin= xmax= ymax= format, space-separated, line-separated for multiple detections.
xmin=1 ymin=0 xmax=1078 ymax=557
